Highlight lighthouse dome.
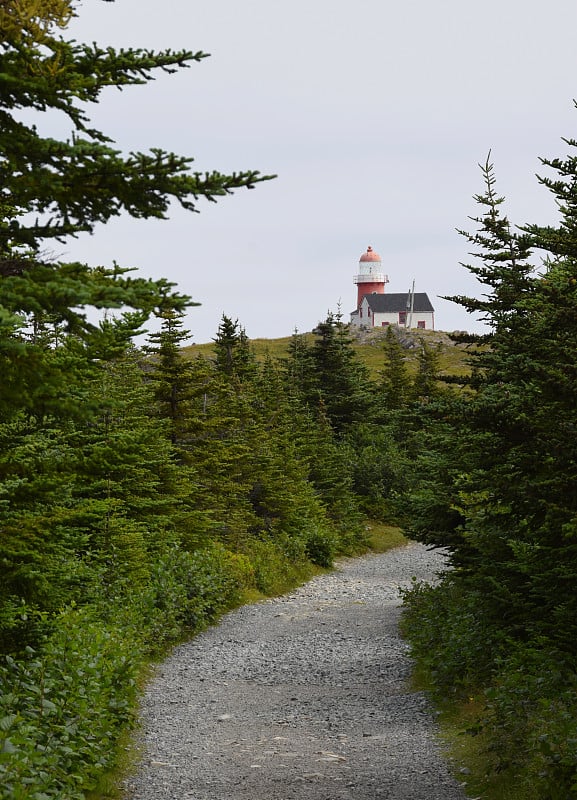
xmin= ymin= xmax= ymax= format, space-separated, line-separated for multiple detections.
xmin=359 ymin=246 xmax=381 ymax=263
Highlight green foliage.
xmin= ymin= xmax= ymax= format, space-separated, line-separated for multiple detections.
xmin=18 ymin=13 xmax=577 ymax=798
xmin=212 ymin=315 xmax=256 ymax=379
xmin=0 ymin=4 xmax=280 ymax=794
xmin=300 ymin=526 xmax=338 ymax=568
xmin=286 ymin=312 xmax=374 ymax=434
xmin=379 ymin=326 xmax=413 ymax=408
xmin=482 ymin=644 xmax=577 ymax=789
xmin=412 ymin=338 xmax=446 ymax=400
xmin=0 ymin=541 xmax=260 ymax=800
xmin=130 ymin=544 xmax=256 ymax=644
xmin=184 ymin=329 xmax=473 ymax=383
xmin=402 ymin=578 xmax=577 ymax=798
xmin=241 ymin=536 xmax=314 ymax=596
xmin=401 ymin=578 xmax=509 ymax=697
xmin=0 ymin=608 xmax=140 ymax=800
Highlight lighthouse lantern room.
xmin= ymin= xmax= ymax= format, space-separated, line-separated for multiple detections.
xmin=353 ymin=246 xmax=389 ymax=307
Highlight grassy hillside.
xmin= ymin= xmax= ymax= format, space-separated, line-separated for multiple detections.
xmin=183 ymin=327 xmax=474 ymax=380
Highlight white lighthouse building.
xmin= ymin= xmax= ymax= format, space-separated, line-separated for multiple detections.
xmin=350 ymin=246 xmax=435 ymax=330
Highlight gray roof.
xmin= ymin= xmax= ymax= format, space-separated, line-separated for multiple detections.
xmin=363 ymin=292 xmax=434 ymax=313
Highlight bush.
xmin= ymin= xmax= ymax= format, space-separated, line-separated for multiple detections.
xmin=302 ymin=525 xmax=338 ymax=567
xmin=0 ymin=608 xmax=140 ymax=799
xmin=243 ymin=536 xmax=314 ymax=595
xmin=401 ymin=576 xmax=509 ymax=696
xmin=0 ymin=542 xmax=257 ymax=799
xmin=482 ymin=643 xmax=577 ymax=797
xmin=402 ymin=578 xmax=577 ymax=797
xmin=0 ymin=523 xmax=361 ymax=797
xmin=109 ymin=543 xmax=257 ymax=649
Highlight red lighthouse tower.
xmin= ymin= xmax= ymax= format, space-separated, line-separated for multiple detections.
xmin=353 ymin=246 xmax=389 ymax=308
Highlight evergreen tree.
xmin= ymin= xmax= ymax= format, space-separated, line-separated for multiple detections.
xmin=412 ymin=338 xmax=445 ymax=401
xmin=293 ymin=311 xmax=374 ymax=435
xmin=144 ymin=316 xmax=225 ymax=551
xmin=0 ymin=318 xmax=183 ymax=652
xmin=0 ymin=1 xmax=273 ymax=633
xmin=145 ymin=304 xmax=197 ymax=447
xmin=284 ymin=328 xmax=317 ymax=401
xmin=379 ymin=326 xmax=413 ymax=410
xmin=71 ymin=343 xmax=180 ymax=580
xmin=406 ymin=153 xmax=577 ymax=646
xmin=401 ymin=144 xmax=577 ymax=798
xmin=213 ymin=315 xmax=256 ymax=380
xmin=0 ymin=411 xmax=79 ymax=652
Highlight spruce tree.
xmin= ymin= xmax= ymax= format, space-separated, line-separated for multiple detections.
xmin=213 ymin=315 xmax=256 ymax=380
xmin=0 ymin=0 xmax=274 ymax=624
xmin=403 ymin=144 xmax=577 ymax=797
xmin=412 ymin=339 xmax=445 ymax=401
xmin=411 ymin=154 xmax=577 ymax=640
xmin=0 ymin=0 xmax=272 ymax=424
xmin=284 ymin=329 xmax=317 ymax=401
xmin=68 ymin=340 xmax=180 ymax=591
xmin=145 ymin=304 xmax=197 ymax=447
xmin=379 ymin=326 xmax=413 ymax=410
xmin=0 ymin=411 xmax=79 ymax=652
xmin=296 ymin=311 xmax=374 ymax=434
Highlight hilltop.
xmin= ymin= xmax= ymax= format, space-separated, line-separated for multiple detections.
xmin=182 ymin=327 xmax=475 ymax=380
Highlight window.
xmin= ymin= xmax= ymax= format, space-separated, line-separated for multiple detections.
xmin=398 ymin=311 xmax=407 ymax=325
xmin=417 ymin=320 xmax=426 ymax=329
xmin=381 ymin=321 xmax=390 ymax=326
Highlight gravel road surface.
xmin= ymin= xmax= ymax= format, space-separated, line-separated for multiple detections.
xmin=124 ymin=542 xmax=469 ymax=800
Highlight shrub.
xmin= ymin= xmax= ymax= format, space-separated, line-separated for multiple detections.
xmin=114 ymin=543 xmax=257 ymax=649
xmin=401 ymin=576 xmax=510 ymax=696
xmin=302 ymin=525 xmax=338 ymax=567
xmin=0 ymin=609 xmax=140 ymax=799
xmin=402 ymin=578 xmax=577 ymax=797
xmin=0 ymin=542 xmax=257 ymax=798
xmin=483 ymin=643 xmax=577 ymax=796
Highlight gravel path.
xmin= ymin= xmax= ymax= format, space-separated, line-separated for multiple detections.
xmin=124 ymin=542 xmax=469 ymax=800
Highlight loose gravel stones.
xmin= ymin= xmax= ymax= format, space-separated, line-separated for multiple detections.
xmin=124 ymin=542 xmax=469 ymax=800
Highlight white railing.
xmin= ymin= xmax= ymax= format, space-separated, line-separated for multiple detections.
xmin=353 ymin=273 xmax=388 ymax=284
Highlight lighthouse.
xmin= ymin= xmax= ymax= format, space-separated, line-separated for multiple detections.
xmin=353 ymin=246 xmax=389 ymax=308
xmin=350 ymin=245 xmax=435 ymax=330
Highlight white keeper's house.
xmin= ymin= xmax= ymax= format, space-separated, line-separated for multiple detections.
xmin=350 ymin=246 xmax=435 ymax=330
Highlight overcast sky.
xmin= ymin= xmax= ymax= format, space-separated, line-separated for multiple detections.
xmin=56 ymin=0 xmax=577 ymax=342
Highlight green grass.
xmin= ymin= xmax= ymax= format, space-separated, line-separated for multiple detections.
xmin=351 ymin=328 xmax=474 ymax=380
xmin=183 ymin=334 xmax=305 ymax=364
xmin=363 ymin=520 xmax=408 ymax=552
xmin=439 ymin=700 xmax=540 ymax=800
